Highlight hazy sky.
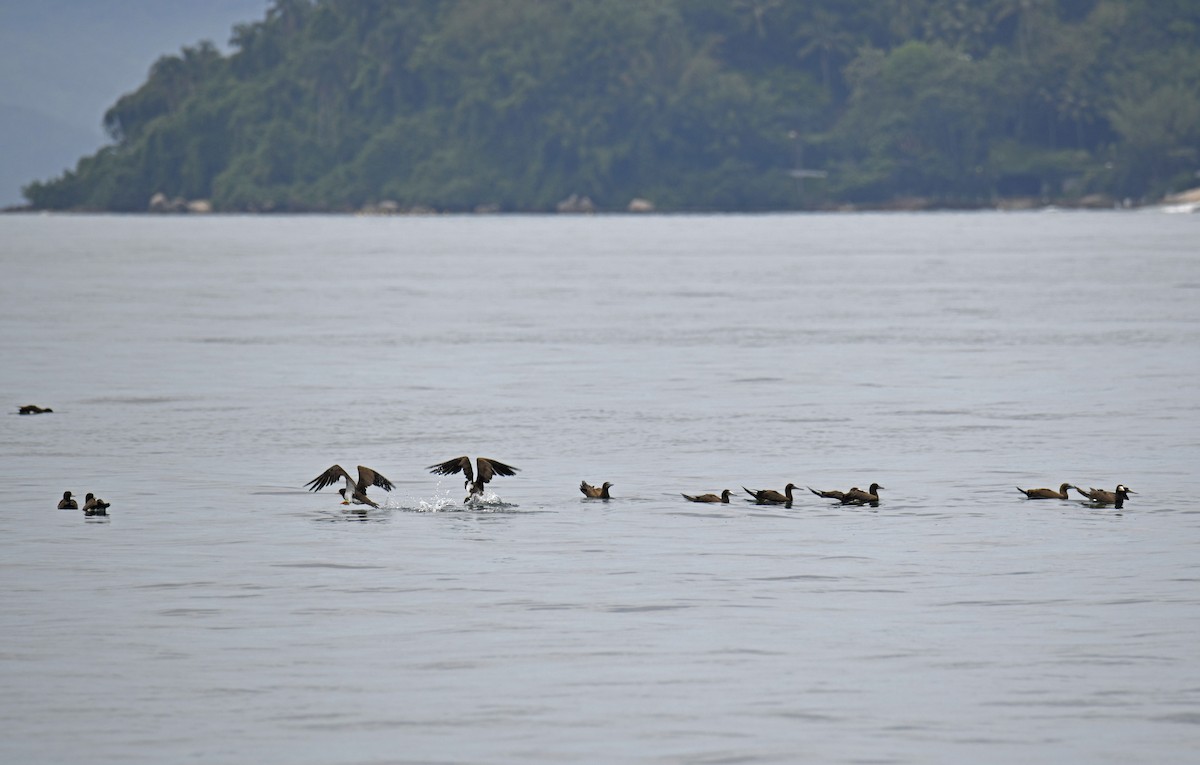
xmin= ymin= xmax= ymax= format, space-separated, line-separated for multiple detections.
xmin=0 ymin=0 xmax=268 ymax=206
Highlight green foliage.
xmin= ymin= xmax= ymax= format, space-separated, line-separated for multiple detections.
xmin=22 ymin=0 xmax=1200 ymax=211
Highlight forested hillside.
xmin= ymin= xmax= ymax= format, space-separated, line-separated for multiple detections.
xmin=22 ymin=0 xmax=1200 ymax=212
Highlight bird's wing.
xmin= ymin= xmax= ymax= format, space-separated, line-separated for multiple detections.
xmin=305 ymin=465 xmax=352 ymax=492
xmin=476 ymin=458 xmax=518 ymax=483
xmin=428 ymin=456 xmax=473 ymax=483
xmin=356 ymin=465 xmax=394 ymax=492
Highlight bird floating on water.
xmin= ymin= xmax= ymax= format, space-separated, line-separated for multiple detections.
xmin=841 ymin=484 xmax=884 ymax=505
xmin=682 ymin=489 xmax=732 ymax=503
xmin=19 ymin=405 xmax=53 ymax=415
xmin=743 ymin=483 xmax=798 ymax=506
xmin=1076 ymin=485 xmax=1134 ymax=508
xmin=1016 ymin=483 xmax=1074 ymax=499
xmin=428 ymin=456 xmax=519 ymax=503
xmin=57 ymin=491 xmax=77 ymax=510
xmin=580 ymin=481 xmax=613 ymax=499
xmin=305 ymin=464 xmax=394 ymax=508
xmin=808 ymin=486 xmax=847 ymax=501
xmin=82 ymin=493 xmax=110 ymax=516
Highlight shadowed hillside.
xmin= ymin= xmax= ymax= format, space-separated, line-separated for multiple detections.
xmin=21 ymin=0 xmax=1200 ymax=212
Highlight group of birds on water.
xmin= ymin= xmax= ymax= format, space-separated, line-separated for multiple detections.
xmin=22 ymin=405 xmax=111 ymax=516
xmin=305 ymin=457 xmax=889 ymax=509
xmin=1017 ymin=482 xmax=1135 ymax=508
xmin=56 ymin=491 xmax=111 ymax=516
xmin=296 ymin=456 xmax=1132 ymax=512
xmin=24 ymin=404 xmax=1135 ymax=515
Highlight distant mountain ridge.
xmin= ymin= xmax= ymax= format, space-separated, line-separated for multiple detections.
xmin=20 ymin=0 xmax=1200 ymax=212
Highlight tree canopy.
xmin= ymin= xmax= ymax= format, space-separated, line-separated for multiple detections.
xmin=22 ymin=0 xmax=1200 ymax=212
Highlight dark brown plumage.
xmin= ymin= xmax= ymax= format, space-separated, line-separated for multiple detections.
xmin=808 ymin=486 xmax=846 ymax=500
xmin=841 ymin=483 xmax=884 ymax=505
xmin=82 ymin=493 xmax=110 ymax=516
xmin=581 ymin=481 xmax=613 ymax=499
xmin=682 ymin=489 xmax=732 ymax=503
xmin=1076 ymin=485 xmax=1134 ymax=508
xmin=428 ymin=456 xmax=519 ymax=502
xmin=305 ymin=464 xmax=393 ymax=508
xmin=57 ymin=491 xmax=77 ymax=510
xmin=19 ymin=405 xmax=53 ymax=414
xmin=743 ymin=483 xmax=798 ymax=505
xmin=1017 ymin=483 xmax=1074 ymax=499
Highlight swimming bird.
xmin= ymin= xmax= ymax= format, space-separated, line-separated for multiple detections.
xmin=19 ymin=405 xmax=52 ymax=414
xmin=841 ymin=483 xmax=884 ymax=505
xmin=743 ymin=483 xmax=798 ymax=506
xmin=682 ymin=489 xmax=732 ymax=503
xmin=82 ymin=493 xmax=110 ymax=516
xmin=581 ymin=481 xmax=613 ymax=499
xmin=1076 ymin=485 xmax=1134 ymax=507
xmin=1016 ymin=483 xmax=1074 ymax=499
xmin=305 ymin=464 xmax=394 ymax=508
xmin=427 ymin=456 xmax=519 ymax=503
xmin=57 ymin=491 xmax=77 ymax=510
xmin=808 ymin=486 xmax=847 ymax=500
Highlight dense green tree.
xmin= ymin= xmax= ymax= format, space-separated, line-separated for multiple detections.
xmin=21 ymin=0 xmax=1200 ymax=211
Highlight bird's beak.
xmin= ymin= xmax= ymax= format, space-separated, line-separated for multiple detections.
xmin=341 ymin=500 xmax=351 ymax=505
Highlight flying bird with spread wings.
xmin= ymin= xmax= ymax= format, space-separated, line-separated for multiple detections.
xmin=427 ymin=456 xmax=519 ymax=503
xmin=305 ymin=464 xmax=394 ymax=508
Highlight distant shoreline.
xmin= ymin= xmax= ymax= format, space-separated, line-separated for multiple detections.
xmin=11 ymin=188 xmax=1200 ymax=216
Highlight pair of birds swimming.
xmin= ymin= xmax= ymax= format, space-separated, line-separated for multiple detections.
xmin=683 ymin=484 xmax=885 ymax=506
xmin=306 ymin=457 xmax=519 ymax=506
xmin=57 ymin=491 xmax=110 ymax=516
xmin=1016 ymin=483 xmax=1134 ymax=508
xmin=715 ymin=483 xmax=885 ymax=507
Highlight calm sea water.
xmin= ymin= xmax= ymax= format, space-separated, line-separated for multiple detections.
xmin=2 ymin=211 xmax=1199 ymax=764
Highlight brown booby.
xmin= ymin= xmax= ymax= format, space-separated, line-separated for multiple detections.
xmin=682 ymin=489 xmax=732 ymax=503
xmin=808 ymin=487 xmax=847 ymax=500
xmin=581 ymin=481 xmax=614 ymax=499
xmin=82 ymin=493 xmax=110 ymax=516
xmin=427 ymin=456 xmax=519 ymax=503
xmin=1076 ymin=485 xmax=1134 ymax=508
xmin=1016 ymin=483 xmax=1074 ymax=499
xmin=743 ymin=483 xmax=798 ymax=506
xmin=57 ymin=491 xmax=78 ymax=509
xmin=305 ymin=464 xmax=394 ymax=508
xmin=841 ymin=483 xmax=884 ymax=504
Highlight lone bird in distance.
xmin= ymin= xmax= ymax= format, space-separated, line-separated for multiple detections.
xmin=428 ymin=456 xmax=519 ymax=503
xmin=305 ymin=464 xmax=394 ymax=508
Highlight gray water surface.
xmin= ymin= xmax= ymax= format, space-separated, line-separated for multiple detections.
xmin=2 ymin=212 xmax=1199 ymax=763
